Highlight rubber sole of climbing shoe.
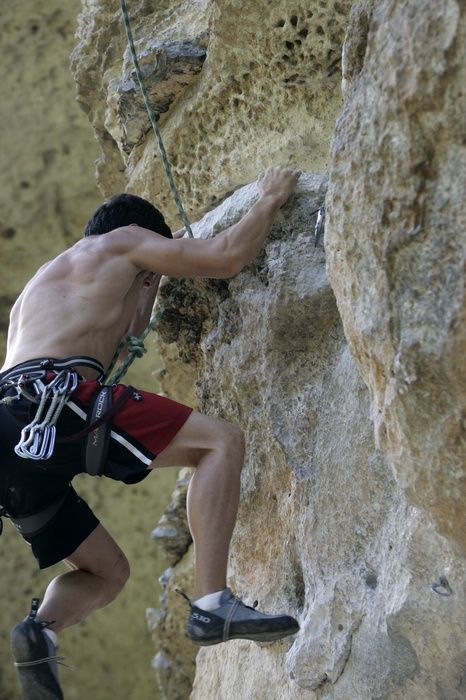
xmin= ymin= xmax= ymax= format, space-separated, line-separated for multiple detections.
xmin=188 ymin=624 xmax=300 ymax=646
xmin=11 ymin=620 xmax=64 ymax=700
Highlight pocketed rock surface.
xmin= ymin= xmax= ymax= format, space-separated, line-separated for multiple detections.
xmin=70 ymin=0 xmax=466 ymax=698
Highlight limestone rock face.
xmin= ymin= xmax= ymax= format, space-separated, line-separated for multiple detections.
xmin=71 ymin=0 xmax=352 ymax=222
xmin=326 ymin=0 xmax=466 ymax=552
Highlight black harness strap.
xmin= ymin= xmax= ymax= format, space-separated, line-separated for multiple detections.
xmin=8 ymin=492 xmax=68 ymax=538
xmin=82 ymin=385 xmax=113 ymax=477
xmin=0 ymin=360 xmax=135 ymax=538
xmin=0 ymin=356 xmax=104 ymax=386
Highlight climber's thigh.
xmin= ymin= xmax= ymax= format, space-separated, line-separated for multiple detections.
xmin=151 ymin=411 xmax=239 ymax=469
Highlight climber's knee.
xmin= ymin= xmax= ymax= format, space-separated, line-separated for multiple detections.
xmin=217 ymin=422 xmax=245 ymax=469
xmin=65 ymin=524 xmax=130 ymax=604
xmin=103 ymin=550 xmax=130 ymax=603
xmin=151 ymin=411 xmax=245 ymax=469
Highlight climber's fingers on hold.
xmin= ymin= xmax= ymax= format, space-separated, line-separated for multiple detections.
xmin=257 ymin=166 xmax=301 ymax=205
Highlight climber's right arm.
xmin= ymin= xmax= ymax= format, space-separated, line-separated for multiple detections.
xmin=115 ymin=167 xmax=300 ymax=279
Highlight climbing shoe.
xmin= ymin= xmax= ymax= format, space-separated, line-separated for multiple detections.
xmin=11 ymin=598 xmax=64 ymax=700
xmin=181 ymin=588 xmax=300 ymax=646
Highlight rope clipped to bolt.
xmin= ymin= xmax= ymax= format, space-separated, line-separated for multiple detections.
xmin=105 ymin=1 xmax=194 ymax=385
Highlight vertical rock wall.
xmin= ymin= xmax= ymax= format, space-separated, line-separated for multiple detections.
xmin=154 ymin=177 xmax=466 ymax=700
xmin=326 ymin=0 xmax=466 ymax=552
xmin=71 ymin=1 xmax=466 ymax=698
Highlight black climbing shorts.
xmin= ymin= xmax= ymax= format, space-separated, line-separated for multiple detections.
xmin=23 ymin=486 xmax=99 ymax=569
xmin=0 ymin=358 xmax=193 ymax=568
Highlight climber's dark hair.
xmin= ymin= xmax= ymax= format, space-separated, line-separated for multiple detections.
xmin=83 ymin=193 xmax=172 ymax=239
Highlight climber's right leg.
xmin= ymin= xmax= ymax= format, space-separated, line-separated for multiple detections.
xmin=151 ymin=411 xmax=246 ymax=599
xmin=150 ymin=412 xmax=300 ymax=646
xmin=11 ymin=523 xmax=128 ymax=700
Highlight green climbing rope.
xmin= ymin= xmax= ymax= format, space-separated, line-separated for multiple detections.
xmin=120 ymin=0 xmax=193 ymax=239
xmin=104 ymin=1 xmax=195 ymax=385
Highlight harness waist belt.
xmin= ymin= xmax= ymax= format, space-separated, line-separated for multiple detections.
xmin=0 ymin=357 xmax=105 ymax=462
xmin=0 ymin=356 xmax=104 ymax=386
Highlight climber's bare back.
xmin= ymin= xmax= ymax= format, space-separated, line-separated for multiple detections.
xmin=1 ymin=221 xmax=244 ymax=377
xmin=2 ymin=231 xmax=156 ymax=377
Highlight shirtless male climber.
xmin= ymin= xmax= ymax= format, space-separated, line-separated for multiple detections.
xmin=0 ymin=166 xmax=300 ymax=699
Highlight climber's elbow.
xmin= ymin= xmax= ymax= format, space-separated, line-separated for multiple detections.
xmin=210 ymin=236 xmax=243 ymax=278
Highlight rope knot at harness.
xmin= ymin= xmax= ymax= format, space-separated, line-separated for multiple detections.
xmin=125 ymin=335 xmax=147 ymax=358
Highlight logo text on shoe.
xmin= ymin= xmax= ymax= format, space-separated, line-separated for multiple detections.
xmin=193 ymin=612 xmax=211 ymax=624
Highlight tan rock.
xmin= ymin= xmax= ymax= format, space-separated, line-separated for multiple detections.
xmin=147 ymin=547 xmax=196 ymax=700
xmin=152 ymin=468 xmax=193 ymax=567
xmin=155 ymin=175 xmax=465 ymax=699
xmin=71 ymin=0 xmax=352 ymax=224
xmin=326 ymin=0 xmax=466 ymax=552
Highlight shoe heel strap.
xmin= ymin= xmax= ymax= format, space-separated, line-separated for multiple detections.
xmin=223 ymin=599 xmax=240 ymax=643
xmin=27 ymin=598 xmax=40 ymax=622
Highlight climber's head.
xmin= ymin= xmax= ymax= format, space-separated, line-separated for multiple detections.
xmin=83 ymin=193 xmax=172 ymax=238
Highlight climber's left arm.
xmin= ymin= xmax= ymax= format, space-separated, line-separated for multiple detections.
xmin=125 ymin=229 xmax=186 ymax=338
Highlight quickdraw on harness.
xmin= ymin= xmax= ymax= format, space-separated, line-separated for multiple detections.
xmin=13 ymin=370 xmax=78 ymax=461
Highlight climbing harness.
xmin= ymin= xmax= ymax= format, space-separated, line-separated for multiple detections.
xmin=9 ymin=493 xmax=69 ymax=538
xmin=0 ymin=357 xmax=104 ymax=461
xmin=0 ymin=357 xmax=115 ymax=537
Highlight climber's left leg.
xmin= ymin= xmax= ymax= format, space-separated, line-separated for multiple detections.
xmin=150 ymin=411 xmax=300 ymax=646
xmin=36 ymin=523 xmax=130 ymax=632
